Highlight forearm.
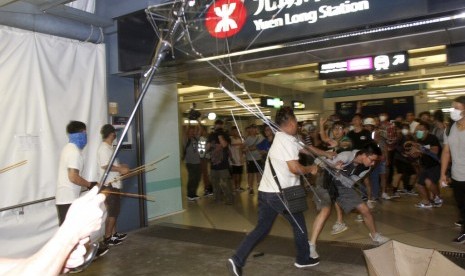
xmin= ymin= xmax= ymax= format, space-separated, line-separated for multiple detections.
xmin=0 ymin=258 xmax=23 ymax=275
xmin=3 ymin=229 xmax=77 ymax=275
xmin=440 ymin=150 xmax=450 ymax=176
xmin=70 ymin=175 xmax=91 ymax=188
xmin=288 ymin=160 xmax=316 ymax=175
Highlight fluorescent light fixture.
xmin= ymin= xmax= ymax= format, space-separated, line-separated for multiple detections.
xmin=195 ymin=44 xmax=284 ymax=62
xmin=207 ymin=112 xmax=217 ymax=120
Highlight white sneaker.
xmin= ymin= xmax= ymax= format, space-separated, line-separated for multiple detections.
xmin=308 ymin=241 xmax=319 ymax=259
xmin=369 ymin=232 xmax=390 ymax=245
xmin=381 ymin=193 xmax=391 ymax=200
xmin=355 ymin=214 xmax=364 ymax=222
xmin=433 ymin=196 xmax=443 ymax=207
xmin=367 ymin=200 xmax=376 ymax=209
xmin=390 ymin=192 xmax=401 ymax=198
xmin=331 ymin=222 xmax=348 ymax=235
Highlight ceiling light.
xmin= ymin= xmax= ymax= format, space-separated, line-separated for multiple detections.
xmin=207 ymin=112 xmax=217 ymax=120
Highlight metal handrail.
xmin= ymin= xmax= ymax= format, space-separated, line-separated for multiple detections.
xmin=0 ymin=196 xmax=55 ymax=213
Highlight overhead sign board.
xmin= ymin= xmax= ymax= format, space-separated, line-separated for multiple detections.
xmin=185 ymin=0 xmax=434 ymax=56
xmin=261 ymin=97 xmax=283 ymax=108
xmin=292 ymin=101 xmax=306 ymax=110
xmin=318 ymin=52 xmax=409 ymax=79
xmin=118 ymin=0 xmax=465 ymax=71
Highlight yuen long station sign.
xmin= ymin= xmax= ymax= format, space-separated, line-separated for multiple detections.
xmin=187 ymin=0 xmax=465 ymax=56
xmin=117 ymin=0 xmax=465 ymax=71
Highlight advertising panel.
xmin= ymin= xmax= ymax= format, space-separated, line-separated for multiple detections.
xmin=335 ymin=96 xmax=415 ymax=122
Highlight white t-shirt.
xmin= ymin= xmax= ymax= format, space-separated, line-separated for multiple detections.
xmin=444 ymin=123 xmax=465 ymax=181
xmin=56 ymin=143 xmax=84 ymax=205
xmin=97 ymin=142 xmax=122 ymax=189
xmin=259 ymin=132 xmax=302 ymax=193
xmin=229 ymin=136 xmax=244 ymax=166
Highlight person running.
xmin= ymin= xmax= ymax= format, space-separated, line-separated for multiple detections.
xmin=227 ymin=107 xmax=320 ymax=276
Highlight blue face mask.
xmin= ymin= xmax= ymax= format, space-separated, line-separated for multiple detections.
xmin=415 ymin=130 xmax=424 ymax=140
xmin=69 ymin=132 xmax=87 ymax=149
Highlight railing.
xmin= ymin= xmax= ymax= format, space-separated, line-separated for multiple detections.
xmin=0 ymin=197 xmax=55 ymax=213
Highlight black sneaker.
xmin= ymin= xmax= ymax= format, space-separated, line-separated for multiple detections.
xmin=96 ymin=242 xmax=109 ymax=258
xmin=227 ymin=258 xmax=242 ymax=276
xmin=105 ymin=236 xmax=123 ymax=246
xmin=294 ymin=257 xmax=320 ymax=268
xmin=113 ymin=232 xmax=127 ymax=241
xmin=452 ymin=233 xmax=465 ymax=243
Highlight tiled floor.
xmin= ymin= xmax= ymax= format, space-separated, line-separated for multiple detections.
xmin=156 ymin=169 xmax=465 ymax=254
xmin=81 ymin=168 xmax=465 ymax=275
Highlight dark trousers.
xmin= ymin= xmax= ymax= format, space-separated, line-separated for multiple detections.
xmin=451 ymin=179 xmax=465 ymax=233
xmin=232 ymin=192 xmax=310 ymax=267
xmin=186 ymin=163 xmax=201 ymax=197
xmin=56 ymin=204 xmax=71 ymax=226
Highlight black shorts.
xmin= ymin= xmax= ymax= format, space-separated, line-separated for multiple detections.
xmin=56 ymin=204 xmax=71 ymax=226
xmin=394 ymin=158 xmax=416 ymax=174
xmin=417 ymin=165 xmax=440 ymax=186
xmin=230 ymin=165 xmax=243 ymax=175
xmin=102 ymin=186 xmax=121 ymax=218
xmin=246 ymin=160 xmax=263 ymax=174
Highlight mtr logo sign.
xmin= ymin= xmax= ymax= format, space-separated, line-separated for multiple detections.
xmin=205 ymin=0 xmax=247 ymax=38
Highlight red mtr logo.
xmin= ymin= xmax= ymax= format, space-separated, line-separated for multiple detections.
xmin=205 ymin=0 xmax=247 ymax=38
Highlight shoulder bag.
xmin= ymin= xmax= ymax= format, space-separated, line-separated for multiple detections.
xmin=268 ymin=158 xmax=308 ymax=214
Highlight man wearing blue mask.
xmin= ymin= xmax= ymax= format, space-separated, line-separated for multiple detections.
xmin=56 ymin=121 xmax=96 ymax=226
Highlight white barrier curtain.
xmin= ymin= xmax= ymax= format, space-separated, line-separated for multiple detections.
xmin=0 ymin=26 xmax=107 ymax=257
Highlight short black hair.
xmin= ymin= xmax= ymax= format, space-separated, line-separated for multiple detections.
xmin=214 ymin=119 xmax=224 ymax=125
xmin=454 ymin=96 xmax=465 ymax=106
xmin=275 ymin=106 xmax=295 ymax=126
xmin=332 ymin=121 xmax=346 ymax=129
xmin=433 ymin=109 xmax=444 ymax=122
xmin=417 ymin=121 xmax=430 ymax=131
xmin=66 ymin=121 xmax=86 ymax=134
xmin=418 ymin=111 xmax=431 ymax=118
xmin=352 ymin=113 xmax=363 ymax=120
xmin=358 ymin=142 xmax=382 ymax=157
xmin=100 ymin=124 xmax=116 ymax=139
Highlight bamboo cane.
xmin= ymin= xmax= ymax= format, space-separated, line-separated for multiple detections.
xmin=0 ymin=160 xmax=27 ymax=174
xmin=101 ymin=190 xmax=155 ymax=202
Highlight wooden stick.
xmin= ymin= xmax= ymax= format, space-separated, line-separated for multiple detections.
xmin=0 ymin=160 xmax=27 ymax=174
xmin=108 ymin=166 xmax=157 ymax=184
xmin=101 ymin=190 xmax=155 ymax=202
xmin=127 ymin=154 xmax=170 ymax=173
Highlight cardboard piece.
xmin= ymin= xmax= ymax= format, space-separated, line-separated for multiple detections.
xmin=363 ymin=240 xmax=464 ymax=276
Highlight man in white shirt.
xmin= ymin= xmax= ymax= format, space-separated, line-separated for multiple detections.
xmin=56 ymin=121 xmax=95 ymax=225
xmin=227 ymin=107 xmax=320 ymax=276
xmin=97 ymin=124 xmax=130 ymax=246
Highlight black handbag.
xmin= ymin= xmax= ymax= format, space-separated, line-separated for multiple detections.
xmin=268 ymin=158 xmax=308 ymax=214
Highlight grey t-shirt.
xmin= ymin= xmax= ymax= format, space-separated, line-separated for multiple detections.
xmin=444 ymin=123 xmax=465 ymax=181
xmin=184 ymin=137 xmax=200 ymax=164
xmin=244 ymin=135 xmax=263 ymax=161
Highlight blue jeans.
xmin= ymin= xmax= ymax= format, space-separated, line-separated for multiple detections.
xmin=232 ymin=191 xmax=310 ymax=267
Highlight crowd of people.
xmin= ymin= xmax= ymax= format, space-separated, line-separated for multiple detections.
xmin=181 ymin=97 xmax=465 ymax=276
xmin=4 ymin=96 xmax=465 ymax=275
